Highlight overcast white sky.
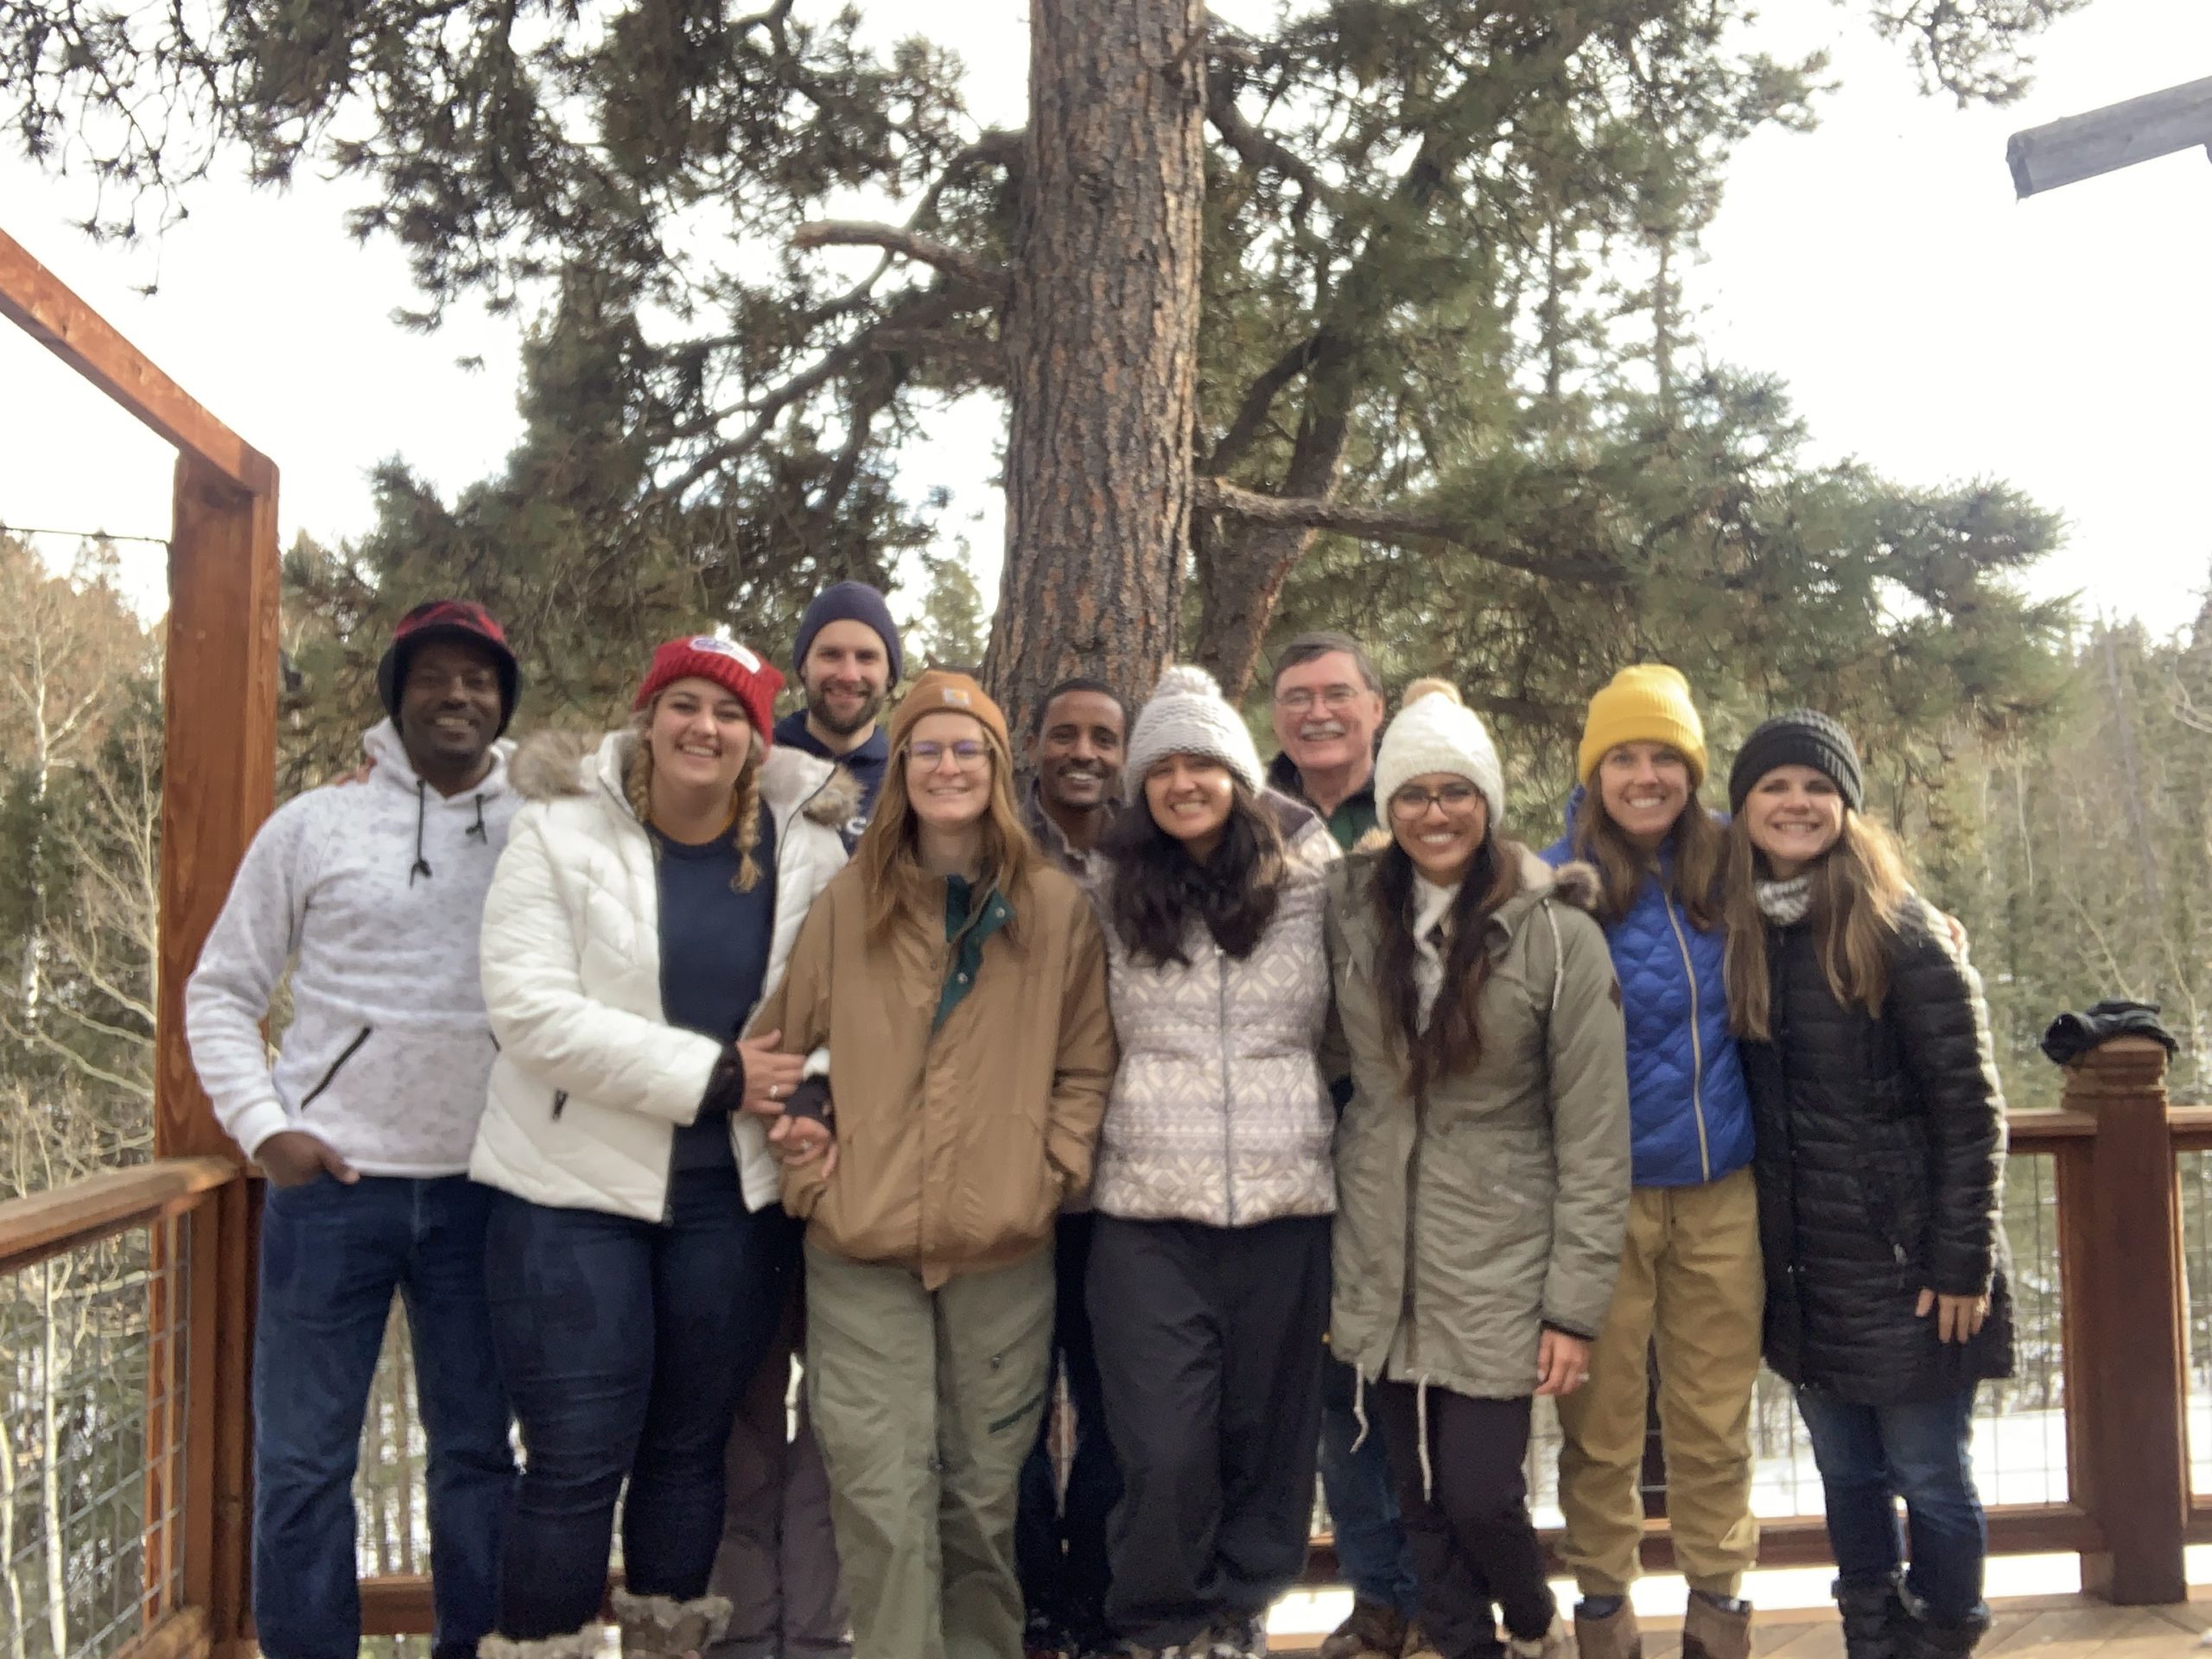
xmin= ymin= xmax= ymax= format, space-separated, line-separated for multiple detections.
xmin=1 ymin=0 xmax=2206 ymax=632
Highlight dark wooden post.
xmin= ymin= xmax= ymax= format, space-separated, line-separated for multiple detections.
xmin=2055 ymin=1035 xmax=2188 ymax=1605
xmin=164 ymin=454 xmax=280 ymax=1657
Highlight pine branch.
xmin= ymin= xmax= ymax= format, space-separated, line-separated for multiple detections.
xmin=791 ymin=222 xmax=1011 ymax=298
xmin=1204 ymin=334 xmax=1325 ymax=475
xmin=1192 ymin=478 xmax=1631 ymax=587
xmin=1205 ymin=77 xmax=1332 ymax=207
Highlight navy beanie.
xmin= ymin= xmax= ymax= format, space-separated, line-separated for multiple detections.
xmin=794 ymin=581 xmax=904 ymax=686
xmin=1728 ymin=709 xmax=1865 ymax=815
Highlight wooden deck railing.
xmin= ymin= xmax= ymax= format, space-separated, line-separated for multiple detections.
xmin=1 ymin=1158 xmax=251 ymax=1659
xmin=0 ymin=1036 xmax=2204 ymax=1658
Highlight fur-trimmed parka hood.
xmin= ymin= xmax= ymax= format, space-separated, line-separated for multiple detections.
xmin=1341 ymin=833 xmax=1601 ymax=920
xmin=508 ymin=726 xmax=861 ymax=831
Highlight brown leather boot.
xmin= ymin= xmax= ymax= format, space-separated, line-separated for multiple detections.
xmin=1573 ymin=1599 xmax=1643 ymax=1659
xmin=1318 ymin=1599 xmax=1410 ymax=1659
xmin=1681 ymin=1593 xmax=1751 ymax=1659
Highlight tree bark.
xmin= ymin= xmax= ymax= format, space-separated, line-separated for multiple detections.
xmin=988 ymin=0 xmax=1205 ymax=734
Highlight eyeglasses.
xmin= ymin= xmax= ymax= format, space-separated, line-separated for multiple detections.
xmin=1389 ymin=782 xmax=1483 ymax=818
xmin=1277 ymin=685 xmax=1364 ymax=715
xmin=909 ymin=740 xmax=990 ymax=771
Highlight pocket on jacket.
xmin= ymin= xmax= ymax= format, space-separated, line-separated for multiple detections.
xmin=297 ymin=1027 xmax=373 ymax=1110
xmin=785 ymin=1124 xmax=849 ymax=1223
xmin=1858 ymin=1154 xmax=1929 ymax=1276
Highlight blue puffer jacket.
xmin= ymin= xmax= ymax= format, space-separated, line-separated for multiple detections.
xmin=1541 ymin=795 xmax=1753 ymax=1188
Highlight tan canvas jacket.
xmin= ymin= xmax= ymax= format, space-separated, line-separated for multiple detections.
xmin=763 ymin=859 xmax=1116 ymax=1287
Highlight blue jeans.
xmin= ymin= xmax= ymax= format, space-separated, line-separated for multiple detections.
xmin=1017 ymin=1213 xmax=1122 ymax=1641
xmin=1795 ymin=1386 xmax=1987 ymax=1626
xmin=1320 ymin=1352 xmax=1421 ymax=1617
xmin=254 ymin=1173 xmax=514 ymax=1659
xmin=486 ymin=1166 xmax=797 ymax=1639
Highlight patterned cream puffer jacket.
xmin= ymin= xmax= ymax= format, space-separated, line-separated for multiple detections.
xmin=1089 ymin=791 xmax=1340 ymax=1228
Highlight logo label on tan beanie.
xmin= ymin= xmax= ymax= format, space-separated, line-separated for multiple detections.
xmin=939 ymin=686 xmax=974 ymax=707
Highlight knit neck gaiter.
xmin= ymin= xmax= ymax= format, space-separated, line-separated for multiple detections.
xmin=1756 ymin=874 xmax=1813 ymax=925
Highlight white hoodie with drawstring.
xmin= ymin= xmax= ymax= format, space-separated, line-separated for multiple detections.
xmin=184 ymin=719 xmax=519 ymax=1177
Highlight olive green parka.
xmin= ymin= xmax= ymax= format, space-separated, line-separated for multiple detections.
xmin=1326 ymin=843 xmax=1632 ymax=1402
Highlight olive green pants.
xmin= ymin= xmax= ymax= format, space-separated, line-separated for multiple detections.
xmin=1554 ymin=1167 xmax=1764 ymax=1599
xmin=804 ymin=1240 xmax=1056 ymax=1659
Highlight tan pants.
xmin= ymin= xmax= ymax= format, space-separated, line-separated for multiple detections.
xmin=1555 ymin=1167 xmax=1763 ymax=1599
xmin=804 ymin=1241 xmax=1056 ymax=1659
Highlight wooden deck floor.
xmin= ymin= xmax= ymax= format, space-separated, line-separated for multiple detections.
xmin=1646 ymin=1593 xmax=2209 ymax=1656
xmin=1266 ymin=1593 xmax=2212 ymax=1655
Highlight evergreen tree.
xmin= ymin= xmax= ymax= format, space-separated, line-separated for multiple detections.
xmin=1 ymin=0 xmax=2081 ymax=732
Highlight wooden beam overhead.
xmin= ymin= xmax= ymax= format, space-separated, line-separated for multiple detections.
xmin=0 ymin=226 xmax=275 ymax=494
xmin=2008 ymin=76 xmax=2212 ymax=198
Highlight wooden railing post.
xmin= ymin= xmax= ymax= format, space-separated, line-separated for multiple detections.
xmin=2055 ymin=1035 xmax=2188 ymax=1605
xmin=162 ymin=453 xmax=279 ymax=1657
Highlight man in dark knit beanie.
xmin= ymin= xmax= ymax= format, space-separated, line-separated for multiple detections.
xmin=771 ymin=580 xmax=905 ymax=849
xmin=722 ymin=580 xmax=901 ymax=1659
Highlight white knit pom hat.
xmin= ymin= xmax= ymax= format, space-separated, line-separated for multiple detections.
xmin=1125 ymin=665 xmax=1267 ymax=798
xmin=1375 ymin=680 xmax=1504 ymax=823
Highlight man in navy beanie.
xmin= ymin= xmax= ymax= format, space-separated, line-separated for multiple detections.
xmin=770 ymin=579 xmax=902 ymax=849
xmin=712 ymin=581 xmax=900 ymax=1659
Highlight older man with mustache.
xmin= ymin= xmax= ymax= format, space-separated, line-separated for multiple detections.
xmin=1266 ymin=632 xmax=1422 ymax=1659
xmin=1267 ymin=631 xmax=1387 ymax=854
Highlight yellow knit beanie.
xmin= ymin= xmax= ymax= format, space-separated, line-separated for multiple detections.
xmin=1577 ymin=664 xmax=1707 ymax=786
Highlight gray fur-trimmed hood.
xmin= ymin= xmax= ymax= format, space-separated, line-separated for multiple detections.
xmin=508 ymin=726 xmax=861 ymax=830
xmin=1343 ymin=833 xmax=1602 ymax=918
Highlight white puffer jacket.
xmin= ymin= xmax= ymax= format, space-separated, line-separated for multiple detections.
xmin=470 ymin=728 xmax=853 ymax=1218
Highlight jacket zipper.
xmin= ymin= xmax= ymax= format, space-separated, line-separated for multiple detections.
xmin=298 ymin=1027 xmax=372 ymax=1111
xmin=1217 ymin=950 xmax=1236 ymax=1226
xmin=1402 ymin=1073 xmax=1425 ymax=1373
xmin=551 ymin=1090 xmax=568 ymax=1120
xmin=1662 ymin=897 xmax=1713 ymax=1182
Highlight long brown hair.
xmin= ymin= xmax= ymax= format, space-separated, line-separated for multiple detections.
xmin=1369 ymin=831 xmax=1523 ymax=1106
xmin=1722 ymin=808 xmax=1911 ymax=1040
xmin=1570 ymin=783 xmax=1724 ymax=930
xmin=1103 ymin=779 xmax=1287 ymax=965
xmin=852 ymin=717 xmax=1038 ymax=941
xmin=623 ymin=706 xmax=766 ymax=892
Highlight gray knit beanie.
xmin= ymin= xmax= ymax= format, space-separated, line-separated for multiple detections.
xmin=1124 ymin=665 xmax=1266 ymax=798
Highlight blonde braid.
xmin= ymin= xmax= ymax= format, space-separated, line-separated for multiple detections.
xmin=623 ymin=716 xmax=657 ymax=828
xmin=728 ymin=751 xmax=765 ymax=893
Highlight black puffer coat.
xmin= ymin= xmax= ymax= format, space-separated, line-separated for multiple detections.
xmin=1739 ymin=891 xmax=2015 ymax=1404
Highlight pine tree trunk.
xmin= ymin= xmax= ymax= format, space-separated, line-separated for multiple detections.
xmin=988 ymin=0 xmax=1205 ymax=734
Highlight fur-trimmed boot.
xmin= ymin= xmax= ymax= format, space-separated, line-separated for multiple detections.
xmin=612 ymin=1589 xmax=734 ymax=1659
xmin=1680 ymin=1592 xmax=1751 ymax=1659
xmin=1571 ymin=1598 xmax=1642 ymax=1659
xmin=1833 ymin=1577 xmax=1907 ymax=1659
xmin=479 ymin=1630 xmax=604 ymax=1659
xmin=1895 ymin=1608 xmax=1991 ymax=1659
